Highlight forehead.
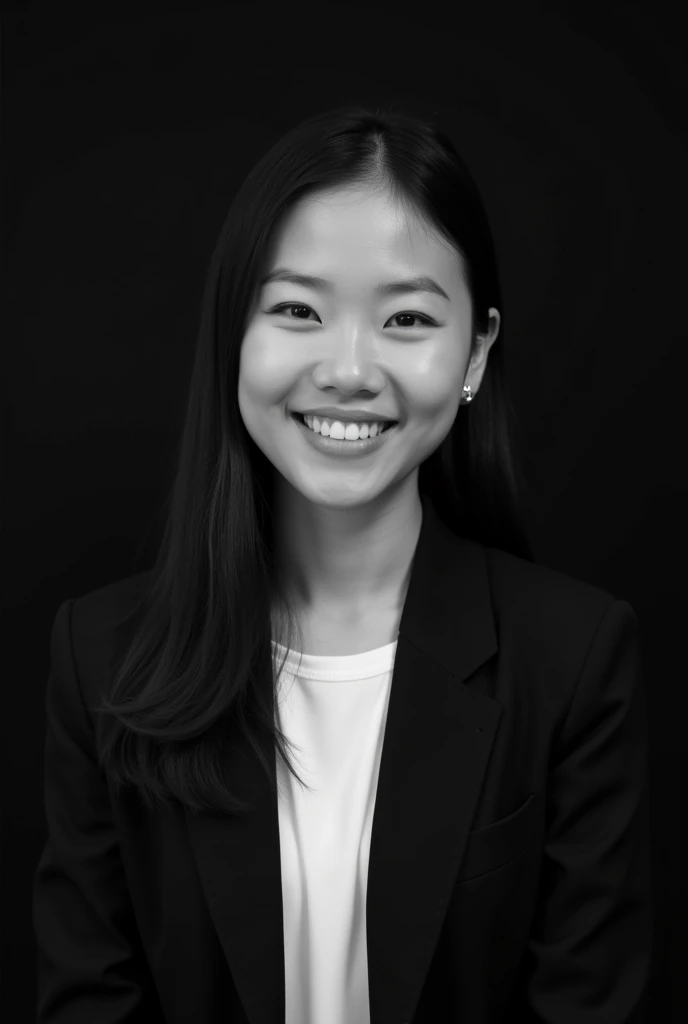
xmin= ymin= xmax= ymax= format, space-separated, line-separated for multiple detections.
xmin=267 ymin=186 xmax=463 ymax=289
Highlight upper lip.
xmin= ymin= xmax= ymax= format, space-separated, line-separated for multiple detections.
xmin=294 ymin=407 xmax=397 ymax=423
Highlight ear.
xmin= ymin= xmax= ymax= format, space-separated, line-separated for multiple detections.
xmin=465 ymin=307 xmax=501 ymax=391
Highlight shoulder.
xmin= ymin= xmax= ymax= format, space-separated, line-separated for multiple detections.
xmin=484 ymin=545 xmax=617 ymax=616
xmin=480 ymin=544 xmax=637 ymax=664
xmin=46 ymin=571 xmax=154 ymax=718
xmin=51 ymin=571 xmax=153 ymax=658
xmin=71 ymin=570 xmax=153 ymax=632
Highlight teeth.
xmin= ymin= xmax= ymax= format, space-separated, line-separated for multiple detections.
xmin=303 ymin=415 xmax=389 ymax=439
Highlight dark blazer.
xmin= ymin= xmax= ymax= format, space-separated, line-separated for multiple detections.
xmin=33 ymin=495 xmax=653 ymax=1023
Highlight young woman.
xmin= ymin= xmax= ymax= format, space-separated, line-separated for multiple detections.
xmin=33 ymin=106 xmax=653 ymax=1023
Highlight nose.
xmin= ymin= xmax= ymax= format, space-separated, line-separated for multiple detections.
xmin=312 ymin=329 xmax=387 ymax=395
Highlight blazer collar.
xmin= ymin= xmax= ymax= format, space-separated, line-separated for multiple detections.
xmin=185 ymin=493 xmax=501 ymax=1024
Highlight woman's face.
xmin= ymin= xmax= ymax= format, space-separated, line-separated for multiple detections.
xmin=238 ymin=185 xmax=499 ymax=510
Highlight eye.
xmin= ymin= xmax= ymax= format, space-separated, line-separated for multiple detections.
xmin=269 ymin=303 xmax=319 ymax=322
xmin=387 ymin=311 xmax=437 ymax=329
xmin=267 ymin=303 xmax=439 ymax=329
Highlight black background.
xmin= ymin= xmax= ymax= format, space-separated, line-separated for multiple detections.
xmin=3 ymin=3 xmax=686 ymax=1020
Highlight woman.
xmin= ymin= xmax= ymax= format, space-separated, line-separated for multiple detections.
xmin=33 ymin=106 xmax=653 ymax=1023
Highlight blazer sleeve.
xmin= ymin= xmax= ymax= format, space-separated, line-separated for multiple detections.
xmin=515 ymin=598 xmax=654 ymax=1023
xmin=32 ymin=598 xmax=166 ymax=1023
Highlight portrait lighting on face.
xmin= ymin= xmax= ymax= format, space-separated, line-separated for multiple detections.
xmin=238 ymin=185 xmax=498 ymax=519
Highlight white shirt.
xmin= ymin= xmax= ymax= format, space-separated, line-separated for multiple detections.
xmin=272 ymin=638 xmax=398 ymax=1024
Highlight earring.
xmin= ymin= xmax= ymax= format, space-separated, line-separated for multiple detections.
xmin=461 ymin=384 xmax=474 ymax=405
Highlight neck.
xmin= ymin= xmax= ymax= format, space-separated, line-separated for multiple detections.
xmin=272 ymin=481 xmax=423 ymax=619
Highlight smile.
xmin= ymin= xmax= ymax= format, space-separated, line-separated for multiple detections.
xmin=296 ymin=413 xmax=395 ymax=440
xmin=290 ymin=412 xmax=399 ymax=457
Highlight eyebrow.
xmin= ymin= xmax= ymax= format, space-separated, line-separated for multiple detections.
xmin=260 ymin=267 xmax=451 ymax=302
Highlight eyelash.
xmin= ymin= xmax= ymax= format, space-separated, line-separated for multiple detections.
xmin=267 ymin=302 xmax=439 ymax=329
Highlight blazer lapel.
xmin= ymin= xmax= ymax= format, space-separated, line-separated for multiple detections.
xmin=186 ymin=494 xmax=501 ymax=1024
xmin=366 ymin=496 xmax=500 ymax=1024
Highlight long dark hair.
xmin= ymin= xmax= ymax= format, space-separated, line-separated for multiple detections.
xmin=89 ymin=105 xmax=534 ymax=817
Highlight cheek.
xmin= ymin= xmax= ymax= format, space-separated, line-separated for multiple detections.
xmin=239 ymin=330 xmax=293 ymax=404
xmin=404 ymin=349 xmax=466 ymax=419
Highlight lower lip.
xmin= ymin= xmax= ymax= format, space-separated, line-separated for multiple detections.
xmin=291 ymin=414 xmax=398 ymax=457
